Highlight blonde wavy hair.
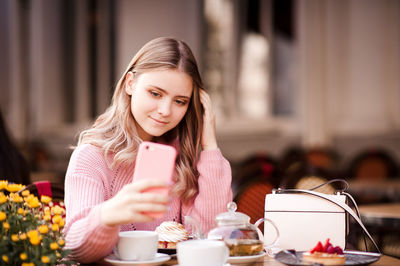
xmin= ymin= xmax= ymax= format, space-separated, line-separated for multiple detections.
xmin=78 ymin=37 xmax=204 ymax=203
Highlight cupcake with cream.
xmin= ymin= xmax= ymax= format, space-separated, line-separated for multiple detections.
xmin=156 ymin=221 xmax=189 ymax=249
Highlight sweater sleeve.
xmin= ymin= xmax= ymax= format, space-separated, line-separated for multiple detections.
xmin=182 ymin=149 xmax=233 ymax=234
xmin=63 ymin=145 xmax=120 ymax=263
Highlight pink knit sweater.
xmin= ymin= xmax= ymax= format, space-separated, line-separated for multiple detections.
xmin=63 ymin=144 xmax=232 ymax=263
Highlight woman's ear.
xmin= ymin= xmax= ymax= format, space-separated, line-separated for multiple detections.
xmin=125 ymin=71 xmax=135 ymax=95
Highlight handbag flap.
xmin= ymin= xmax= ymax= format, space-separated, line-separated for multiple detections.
xmin=265 ymin=193 xmax=346 ymax=212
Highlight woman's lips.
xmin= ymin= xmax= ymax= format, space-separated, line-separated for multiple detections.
xmin=151 ymin=117 xmax=168 ymax=125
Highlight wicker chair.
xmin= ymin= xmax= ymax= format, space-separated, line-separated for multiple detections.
xmin=347 ymin=148 xmax=398 ymax=181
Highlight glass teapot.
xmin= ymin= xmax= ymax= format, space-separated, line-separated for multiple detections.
xmin=186 ymin=202 xmax=279 ymax=257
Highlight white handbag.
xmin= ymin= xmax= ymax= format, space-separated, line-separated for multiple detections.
xmin=263 ymin=180 xmax=380 ymax=253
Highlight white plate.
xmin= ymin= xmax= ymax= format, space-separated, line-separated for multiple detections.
xmin=227 ymin=252 xmax=266 ymax=264
xmin=104 ymin=253 xmax=171 ymax=266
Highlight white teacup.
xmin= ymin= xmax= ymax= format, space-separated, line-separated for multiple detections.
xmin=177 ymin=240 xmax=229 ymax=266
xmin=116 ymin=231 xmax=158 ymax=261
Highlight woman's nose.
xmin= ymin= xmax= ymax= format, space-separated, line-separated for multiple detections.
xmin=157 ymin=100 xmax=172 ymax=116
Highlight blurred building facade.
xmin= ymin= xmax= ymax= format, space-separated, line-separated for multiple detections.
xmin=0 ymin=0 xmax=399 ymax=182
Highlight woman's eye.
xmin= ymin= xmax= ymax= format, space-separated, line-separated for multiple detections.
xmin=175 ymin=99 xmax=188 ymax=106
xmin=149 ymin=91 xmax=161 ymax=97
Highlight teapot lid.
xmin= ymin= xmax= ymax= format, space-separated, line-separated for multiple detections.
xmin=215 ymin=202 xmax=250 ymax=225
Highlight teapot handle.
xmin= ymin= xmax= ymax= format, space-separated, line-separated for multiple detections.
xmin=254 ymin=218 xmax=280 ymax=249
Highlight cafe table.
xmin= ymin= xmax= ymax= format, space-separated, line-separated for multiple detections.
xmin=358 ymin=203 xmax=400 ymax=228
xmin=357 ymin=202 xmax=400 ymax=259
xmin=347 ymin=180 xmax=400 ymax=203
xmin=92 ymin=252 xmax=400 ymax=265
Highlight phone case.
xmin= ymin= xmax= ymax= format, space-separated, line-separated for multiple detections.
xmin=133 ymin=142 xmax=177 ymax=218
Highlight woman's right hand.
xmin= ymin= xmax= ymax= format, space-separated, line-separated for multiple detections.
xmin=100 ymin=179 xmax=170 ymax=226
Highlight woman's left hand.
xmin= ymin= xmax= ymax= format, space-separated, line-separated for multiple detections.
xmin=200 ymin=89 xmax=218 ymax=150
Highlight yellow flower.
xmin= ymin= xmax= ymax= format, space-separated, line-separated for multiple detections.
xmin=58 ymin=239 xmax=65 ymax=246
xmin=41 ymin=256 xmax=50 ymax=263
xmin=52 ymin=205 xmax=65 ymax=215
xmin=50 ymin=242 xmax=59 ymax=250
xmin=0 ymin=180 xmax=8 ymax=190
xmin=59 ymin=218 xmax=65 ymax=227
xmin=21 ymin=189 xmax=30 ymax=196
xmin=28 ymin=197 xmax=40 ymax=208
xmin=41 ymin=195 xmax=52 ymax=204
xmin=27 ymin=230 xmax=38 ymax=238
xmin=20 ymin=253 xmax=27 ymax=260
xmin=29 ymin=234 xmax=41 ymax=245
xmin=43 ymin=214 xmax=51 ymax=221
xmin=24 ymin=194 xmax=34 ymax=203
xmin=52 ymin=223 xmax=59 ymax=232
xmin=52 ymin=214 xmax=62 ymax=224
xmin=3 ymin=221 xmax=10 ymax=230
xmin=15 ymin=194 xmax=24 ymax=203
xmin=39 ymin=224 xmax=49 ymax=234
xmin=22 ymin=263 xmax=35 ymax=266
xmin=11 ymin=234 xmax=19 ymax=241
xmin=6 ymin=183 xmax=25 ymax=192
xmin=0 ymin=193 xmax=7 ymax=204
xmin=20 ymin=233 xmax=27 ymax=240
xmin=2 ymin=255 xmax=8 ymax=262
xmin=0 ymin=211 xmax=6 ymax=221
xmin=17 ymin=207 xmax=24 ymax=215
xmin=10 ymin=193 xmax=24 ymax=203
xmin=11 ymin=193 xmax=24 ymax=203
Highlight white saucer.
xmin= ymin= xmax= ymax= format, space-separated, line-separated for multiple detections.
xmin=227 ymin=251 xmax=266 ymax=264
xmin=104 ymin=253 xmax=171 ymax=266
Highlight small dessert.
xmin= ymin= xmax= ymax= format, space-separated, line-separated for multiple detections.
xmin=155 ymin=221 xmax=189 ymax=249
xmin=302 ymin=238 xmax=345 ymax=265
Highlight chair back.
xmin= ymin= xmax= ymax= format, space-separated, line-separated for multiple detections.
xmin=348 ymin=149 xmax=398 ymax=180
xmin=23 ymin=181 xmax=64 ymax=202
xmin=305 ymin=147 xmax=340 ymax=172
xmin=235 ymin=180 xmax=274 ymax=232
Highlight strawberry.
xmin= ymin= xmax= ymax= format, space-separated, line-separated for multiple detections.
xmin=323 ymin=238 xmax=331 ymax=251
xmin=310 ymin=238 xmax=344 ymax=255
xmin=310 ymin=241 xmax=323 ymax=253
xmin=326 ymin=245 xmax=335 ymax=254
xmin=334 ymin=246 xmax=344 ymax=255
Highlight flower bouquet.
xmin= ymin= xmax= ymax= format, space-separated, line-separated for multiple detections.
xmin=0 ymin=180 xmax=74 ymax=265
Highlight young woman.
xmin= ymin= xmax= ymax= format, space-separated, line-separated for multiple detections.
xmin=63 ymin=37 xmax=232 ymax=263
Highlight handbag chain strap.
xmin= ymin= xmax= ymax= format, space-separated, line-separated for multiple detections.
xmin=309 ymin=178 xmax=370 ymax=252
xmin=308 ymin=178 xmax=350 ymax=192
xmin=275 ymin=186 xmax=381 ymax=254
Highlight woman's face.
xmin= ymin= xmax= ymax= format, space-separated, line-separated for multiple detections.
xmin=125 ymin=69 xmax=193 ymax=141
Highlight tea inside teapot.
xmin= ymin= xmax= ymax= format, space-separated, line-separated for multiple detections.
xmin=225 ymin=239 xmax=264 ymax=256
xmin=207 ymin=202 xmax=265 ymax=256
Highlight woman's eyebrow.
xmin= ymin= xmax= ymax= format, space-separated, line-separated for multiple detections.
xmin=150 ymin=85 xmax=191 ymax=99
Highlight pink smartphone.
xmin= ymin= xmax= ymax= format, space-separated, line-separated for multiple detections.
xmin=133 ymin=141 xmax=177 ymax=218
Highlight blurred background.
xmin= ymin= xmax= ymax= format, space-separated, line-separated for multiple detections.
xmin=0 ymin=0 xmax=399 ymax=256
